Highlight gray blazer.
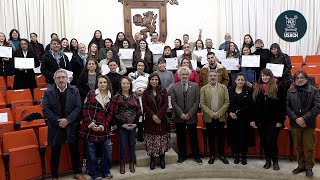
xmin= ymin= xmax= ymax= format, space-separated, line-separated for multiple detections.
xmin=171 ymin=81 xmax=200 ymax=124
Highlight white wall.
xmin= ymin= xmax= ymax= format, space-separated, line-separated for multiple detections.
xmin=70 ymin=0 xmax=220 ymax=48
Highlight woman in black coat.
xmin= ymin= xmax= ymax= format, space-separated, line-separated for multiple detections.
xmin=77 ymin=58 xmax=101 ymax=103
xmin=13 ymin=39 xmax=40 ymax=91
xmin=0 ymin=32 xmax=14 ymax=77
xmin=70 ymin=43 xmax=87 ymax=86
xmin=227 ymin=72 xmax=254 ymax=165
xmin=251 ymin=68 xmax=286 ymax=171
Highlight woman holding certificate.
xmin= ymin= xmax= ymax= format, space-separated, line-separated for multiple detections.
xmin=250 ymin=68 xmax=286 ymax=171
xmin=99 ymin=48 xmax=127 ymax=75
xmin=174 ymin=58 xmax=199 ymax=84
xmin=0 ymin=32 xmax=14 ymax=77
xmin=240 ymin=45 xmax=256 ymax=84
xmin=226 ymin=42 xmax=240 ymax=87
xmin=132 ymin=39 xmax=154 ymax=74
xmin=269 ymin=43 xmax=293 ymax=91
xmin=13 ymin=39 xmax=39 ymax=92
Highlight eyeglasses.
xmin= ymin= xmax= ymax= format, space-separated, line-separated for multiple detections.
xmin=55 ymin=76 xmax=67 ymax=79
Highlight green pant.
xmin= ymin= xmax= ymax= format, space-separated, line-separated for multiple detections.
xmin=291 ymin=127 xmax=315 ymax=169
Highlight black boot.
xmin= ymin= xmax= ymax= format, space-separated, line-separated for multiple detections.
xmin=234 ymin=154 xmax=240 ymax=164
xmin=263 ymin=159 xmax=271 ymax=169
xmin=160 ymin=154 xmax=166 ymax=169
xmin=273 ymin=161 xmax=280 ymax=171
xmin=150 ymin=156 xmax=155 ymax=170
xmin=241 ymin=154 xmax=247 ymax=165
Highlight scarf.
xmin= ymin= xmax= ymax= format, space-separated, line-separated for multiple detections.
xmin=260 ymin=83 xmax=267 ymax=94
xmin=78 ymin=52 xmax=88 ymax=65
xmin=49 ymin=50 xmax=63 ymax=64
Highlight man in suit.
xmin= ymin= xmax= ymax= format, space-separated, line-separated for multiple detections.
xmin=171 ymin=66 xmax=203 ymax=165
xmin=42 ymin=69 xmax=86 ymax=180
xmin=200 ymin=69 xmax=230 ymax=165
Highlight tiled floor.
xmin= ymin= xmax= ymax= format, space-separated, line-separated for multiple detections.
xmin=59 ymin=157 xmax=319 ymax=180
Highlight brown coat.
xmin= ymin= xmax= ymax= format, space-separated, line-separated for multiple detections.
xmin=199 ymin=62 xmax=229 ymax=88
xmin=142 ymin=88 xmax=170 ymax=135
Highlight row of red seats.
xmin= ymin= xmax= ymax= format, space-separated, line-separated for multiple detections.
xmin=0 ymin=75 xmax=46 ymax=101
xmin=0 ymin=128 xmax=120 ymax=180
xmin=184 ymin=113 xmax=320 ymax=160
xmin=290 ymin=55 xmax=320 ymax=87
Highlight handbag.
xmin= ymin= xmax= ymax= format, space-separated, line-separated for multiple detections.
xmin=22 ymin=110 xmax=44 ymax=121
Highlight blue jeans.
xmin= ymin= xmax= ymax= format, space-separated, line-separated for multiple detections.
xmin=86 ymin=139 xmax=112 ymax=179
xmin=119 ymin=127 xmax=136 ymax=161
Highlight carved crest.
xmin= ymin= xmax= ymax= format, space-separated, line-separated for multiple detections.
xmin=119 ymin=0 xmax=178 ymax=44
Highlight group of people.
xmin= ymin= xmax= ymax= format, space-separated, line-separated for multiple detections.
xmin=0 ymin=28 xmax=319 ymax=179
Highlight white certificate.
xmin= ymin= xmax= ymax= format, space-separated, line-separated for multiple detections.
xmin=266 ymin=63 xmax=284 ymax=77
xmin=165 ymin=58 xmax=178 ymax=70
xmin=176 ymin=50 xmax=184 ymax=57
xmin=220 ymin=58 xmax=239 ymax=70
xmin=149 ymin=44 xmax=165 ymax=55
xmin=101 ymin=64 xmax=119 ymax=75
xmin=62 ymin=69 xmax=73 ymax=83
xmin=0 ymin=112 xmax=8 ymax=123
xmin=0 ymin=46 xmax=12 ymax=58
xmin=119 ymin=48 xmax=134 ymax=59
xmin=168 ymin=96 xmax=172 ymax=109
xmin=33 ymin=66 xmax=41 ymax=74
xmin=64 ymin=52 xmax=73 ymax=61
xmin=241 ymin=55 xmax=260 ymax=67
xmin=193 ymin=50 xmax=208 ymax=65
xmin=212 ymin=49 xmax=226 ymax=62
xmin=14 ymin=58 xmax=35 ymax=69
xmin=190 ymin=60 xmax=197 ymax=70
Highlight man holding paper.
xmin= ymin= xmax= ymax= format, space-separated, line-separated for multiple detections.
xmin=41 ymin=38 xmax=72 ymax=86
xmin=199 ymin=52 xmax=229 ymax=88
xmin=13 ymin=39 xmax=40 ymax=91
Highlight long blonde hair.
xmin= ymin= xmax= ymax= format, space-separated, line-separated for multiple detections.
xmin=253 ymin=68 xmax=278 ymax=101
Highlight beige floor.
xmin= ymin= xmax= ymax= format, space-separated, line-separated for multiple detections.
xmin=59 ymin=157 xmax=319 ymax=180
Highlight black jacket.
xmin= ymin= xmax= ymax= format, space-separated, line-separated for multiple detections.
xmin=30 ymin=41 xmax=45 ymax=60
xmin=42 ymin=85 xmax=82 ymax=146
xmin=40 ymin=51 xmax=72 ymax=84
xmin=13 ymin=49 xmax=40 ymax=90
xmin=0 ymin=45 xmax=14 ymax=76
xmin=77 ymin=71 xmax=101 ymax=103
xmin=253 ymin=84 xmax=286 ymax=127
xmin=254 ymin=48 xmax=270 ymax=79
xmin=286 ymin=84 xmax=320 ymax=128
xmin=70 ymin=53 xmax=85 ymax=85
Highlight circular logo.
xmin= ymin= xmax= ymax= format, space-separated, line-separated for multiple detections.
xmin=275 ymin=10 xmax=307 ymax=42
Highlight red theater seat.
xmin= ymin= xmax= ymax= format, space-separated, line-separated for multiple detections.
xmin=2 ymin=129 xmax=42 ymax=180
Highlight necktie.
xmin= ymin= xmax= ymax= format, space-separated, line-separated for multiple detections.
xmin=182 ymin=83 xmax=187 ymax=93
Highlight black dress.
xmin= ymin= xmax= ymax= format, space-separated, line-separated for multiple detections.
xmin=13 ymin=49 xmax=40 ymax=90
xmin=227 ymin=86 xmax=255 ymax=157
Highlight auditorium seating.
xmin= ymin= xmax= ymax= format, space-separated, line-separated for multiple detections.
xmin=302 ymin=65 xmax=320 ymax=87
xmin=0 ymin=91 xmax=6 ymax=109
xmin=0 ymin=108 xmax=14 ymax=147
xmin=6 ymin=76 xmax=14 ymax=90
xmin=6 ymin=89 xmax=33 ymax=110
xmin=35 ymin=75 xmax=47 ymax=88
xmin=13 ymin=105 xmax=46 ymax=138
xmin=0 ymin=148 xmax=6 ymax=180
xmin=38 ymin=126 xmax=72 ymax=176
xmin=2 ymin=129 xmax=42 ymax=180
xmin=0 ymin=77 xmax=7 ymax=101
xmin=33 ymin=87 xmax=47 ymax=104
xmin=305 ymin=55 xmax=320 ymax=64
xmin=290 ymin=56 xmax=304 ymax=64
xmin=290 ymin=63 xmax=303 ymax=75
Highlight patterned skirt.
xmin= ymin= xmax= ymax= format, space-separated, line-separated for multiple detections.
xmin=144 ymin=133 xmax=171 ymax=157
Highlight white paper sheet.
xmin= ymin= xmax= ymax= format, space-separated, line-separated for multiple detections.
xmin=176 ymin=50 xmax=184 ymax=57
xmin=0 ymin=112 xmax=8 ymax=123
xmin=14 ymin=58 xmax=35 ymax=69
xmin=101 ymin=64 xmax=119 ymax=75
xmin=266 ymin=63 xmax=284 ymax=77
xmin=64 ymin=52 xmax=73 ymax=62
xmin=190 ymin=60 xmax=197 ymax=70
xmin=149 ymin=44 xmax=165 ymax=55
xmin=241 ymin=55 xmax=260 ymax=67
xmin=165 ymin=58 xmax=178 ymax=70
xmin=212 ymin=49 xmax=226 ymax=62
xmin=0 ymin=46 xmax=12 ymax=58
xmin=193 ymin=49 xmax=208 ymax=65
xmin=220 ymin=58 xmax=240 ymax=70
xmin=33 ymin=66 xmax=41 ymax=73
xmin=119 ymin=48 xmax=134 ymax=59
